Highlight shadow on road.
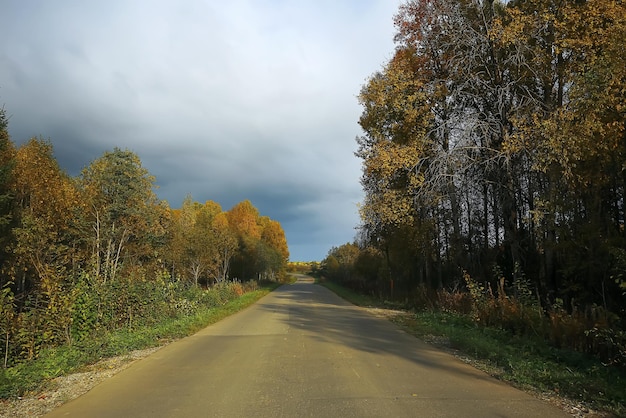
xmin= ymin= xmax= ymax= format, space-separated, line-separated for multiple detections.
xmin=261 ymin=278 xmax=500 ymax=385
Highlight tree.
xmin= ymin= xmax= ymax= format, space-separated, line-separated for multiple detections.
xmin=0 ymin=108 xmax=15 ymax=362
xmin=322 ymin=243 xmax=360 ymax=284
xmin=210 ymin=211 xmax=238 ymax=283
xmin=227 ymin=200 xmax=262 ymax=280
xmin=354 ymin=0 xmax=626 ymax=312
xmin=226 ymin=200 xmax=262 ymax=241
xmin=166 ymin=198 xmax=239 ymax=285
xmin=78 ymin=148 xmax=161 ymax=283
xmin=225 ymin=201 xmax=289 ymax=281
xmin=0 ymin=107 xmax=16 ymax=286
xmin=495 ymin=0 xmax=626 ymax=306
xmin=8 ymin=138 xmax=81 ymax=349
xmin=356 ymin=45 xmax=439 ymax=291
xmin=260 ymin=217 xmax=289 ymax=261
xmin=178 ymin=197 xmax=214 ymax=286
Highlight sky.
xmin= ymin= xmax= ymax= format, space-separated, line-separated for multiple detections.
xmin=0 ymin=0 xmax=399 ymax=261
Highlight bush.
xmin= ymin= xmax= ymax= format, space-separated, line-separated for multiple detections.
xmin=458 ymin=270 xmax=625 ymax=369
xmin=436 ymin=289 xmax=473 ymax=314
xmin=1 ymin=273 xmax=256 ymax=370
xmin=585 ymin=327 xmax=626 ymax=369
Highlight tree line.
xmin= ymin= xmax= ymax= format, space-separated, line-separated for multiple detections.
xmin=0 ymin=108 xmax=289 ymax=365
xmin=322 ymin=0 xmax=625 ymax=362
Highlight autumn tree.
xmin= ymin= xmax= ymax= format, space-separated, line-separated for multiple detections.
xmin=0 ymin=138 xmax=83 ymax=354
xmin=226 ymin=199 xmax=262 ymax=240
xmin=0 ymin=107 xmax=16 ymax=286
xmin=170 ymin=197 xmax=223 ymax=286
xmin=0 ymin=127 xmax=291 ymax=364
xmin=545 ymin=0 xmax=626 ymax=307
xmin=258 ymin=216 xmax=289 ymax=279
xmin=167 ymin=198 xmax=287 ymax=283
xmin=354 ymin=0 xmax=626 ymax=312
xmin=210 ymin=211 xmax=238 ymax=282
xmin=322 ymin=243 xmax=360 ymax=285
xmin=78 ymin=148 xmax=163 ymax=283
xmin=166 ymin=198 xmax=239 ymax=285
xmin=227 ymin=200 xmax=289 ymax=280
xmin=169 ymin=197 xmax=202 ymax=286
xmin=0 ymin=108 xmax=16 ymax=365
xmin=494 ymin=0 xmax=626 ymax=306
xmin=227 ymin=200 xmax=262 ymax=280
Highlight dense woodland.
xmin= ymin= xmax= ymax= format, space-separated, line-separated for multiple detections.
xmin=0 ymin=109 xmax=289 ymax=366
xmin=323 ymin=0 xmax=625 ymax=365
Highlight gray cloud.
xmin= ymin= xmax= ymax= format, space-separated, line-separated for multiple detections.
xmin=0 ymin=0 xmax=399 ymax=260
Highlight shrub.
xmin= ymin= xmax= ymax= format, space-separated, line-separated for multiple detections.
xmin=231 ymin=281 xmax=244 ymax=297
xmin=1 ymin=271 xmax=259 ymax=368
xmin=242 ymin=280 xmax=259 ymax=293
xmin=585 ymin=327 xmax=626 ymax=369
xmin=437 ymin=289 xmax=473 ymax=314
xmin=456 ymin=270 xmax=625 ymax=369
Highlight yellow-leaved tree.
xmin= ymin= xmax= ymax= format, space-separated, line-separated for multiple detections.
xmin=10 ymin=138 xmax=81 ymax=355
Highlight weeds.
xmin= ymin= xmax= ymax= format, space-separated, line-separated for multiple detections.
xmin=0 ymin=281 xmax=277 ymax=398
xmin=460 ymin=270 xmax=626 ymax=371
xmin=400 ymin=311 xmax=625 ymax=416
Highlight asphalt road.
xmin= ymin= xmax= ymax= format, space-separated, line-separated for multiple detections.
xmin=46 ymin=276 xmax=569 ymax=417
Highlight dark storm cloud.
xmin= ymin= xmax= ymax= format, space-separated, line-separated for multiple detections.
xmin=0 ymin=0 xmax=399 ymax=260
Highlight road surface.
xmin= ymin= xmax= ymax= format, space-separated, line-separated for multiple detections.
xmin=46 ymin=276 xmax=569 ymax=417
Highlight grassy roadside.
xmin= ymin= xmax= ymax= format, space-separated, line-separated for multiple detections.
xmin=0 ymin=283 xmax=280 ymax=398
xmin=320 ymin=280 xmax=625 ymax=417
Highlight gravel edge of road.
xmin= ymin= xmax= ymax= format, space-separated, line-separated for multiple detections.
xmin=365 ymin=308 xmax=612 ymax=418
xmin=0 ymin=345 xmax=165 ymax=418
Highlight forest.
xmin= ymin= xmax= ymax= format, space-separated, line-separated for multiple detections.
xmin=322 ymin=0 xmax=625 ymax=367
xmin=0 ymin=109 xmax=289 ymax=367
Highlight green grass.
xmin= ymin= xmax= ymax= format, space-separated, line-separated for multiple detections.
xmin=320 ymin=280 xmax=626 ymax=417
xmin=0 ymin=284 xmax=278 ymax=398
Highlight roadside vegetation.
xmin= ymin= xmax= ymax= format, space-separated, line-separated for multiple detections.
xmin=0 ymin=107 xmax=291 ymax=398
xmin=318 ymin=278 xmax=625 ymax=416
xmin=318 ymin=0 xmax=626 ymax=415
xmin=0 ymin=280 xmax=280 ymax=398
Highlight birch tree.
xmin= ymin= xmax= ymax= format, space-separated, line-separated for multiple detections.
xmin=79 ymin=148 xmax=159 ymax=284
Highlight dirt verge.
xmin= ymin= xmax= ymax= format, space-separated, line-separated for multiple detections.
xmin=0 ymin=346 xmax=164 ymax=418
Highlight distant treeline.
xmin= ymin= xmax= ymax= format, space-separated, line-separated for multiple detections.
xmin=0 ymin=107 xmax=289 ymax=365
